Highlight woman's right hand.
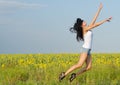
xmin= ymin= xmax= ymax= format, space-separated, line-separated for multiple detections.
xmin=99 ymin=3 xmax=103 ymax=9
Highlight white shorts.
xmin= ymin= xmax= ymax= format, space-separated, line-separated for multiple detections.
xmin=81 ymin=47 xmax=91 ymax=56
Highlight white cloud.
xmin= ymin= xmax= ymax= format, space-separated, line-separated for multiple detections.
xmin=0 ymin=0 xmax=47 ymax=8
xmin=0 ymin=0 xmax=47 ymax=14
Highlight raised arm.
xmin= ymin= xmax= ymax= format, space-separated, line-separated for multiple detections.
xmin=90 ymin=3 xmax=103 ymax=25
xmin=87 ymin=17 xmax=112 ymax=30
xmin=85 ymin=3 xmax=112 ymax=31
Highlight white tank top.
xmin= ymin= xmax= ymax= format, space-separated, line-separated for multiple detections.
xmin=82 ymin=30 xmax=93 ymax=49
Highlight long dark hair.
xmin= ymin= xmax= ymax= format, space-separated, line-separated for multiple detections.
xmin=70 ymin=18 xmax=84 ymax=42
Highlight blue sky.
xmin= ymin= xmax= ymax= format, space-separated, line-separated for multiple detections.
xmin=0 ymin=0 xmax=120 ymax=54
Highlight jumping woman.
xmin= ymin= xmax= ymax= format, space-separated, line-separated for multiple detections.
xmin=59 ymin=3 xmax=112 ymax=82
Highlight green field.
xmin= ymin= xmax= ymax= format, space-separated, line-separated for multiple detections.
xmin=0 ymin=54 xmax=120 ymax=85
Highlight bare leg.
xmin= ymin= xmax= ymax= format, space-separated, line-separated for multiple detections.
xmin=76 ymin=55 xmax=92 ymax=76
xmin=65 ymin=53 xmax=88 ymax=76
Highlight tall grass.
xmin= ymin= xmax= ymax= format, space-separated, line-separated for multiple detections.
xmin=0 ymin=54 xmax=120 ymax=85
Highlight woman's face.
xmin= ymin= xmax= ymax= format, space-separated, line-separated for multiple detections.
xmin=82 ymin=21 xmax=87 ymax=27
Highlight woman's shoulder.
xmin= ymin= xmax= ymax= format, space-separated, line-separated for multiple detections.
xmin=83 ymin=29 xmax=92 ymax=35
xmin=84 ymin=27 xmax=92 ymax=33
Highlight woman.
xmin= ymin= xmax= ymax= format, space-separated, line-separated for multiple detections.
xmin=59 ymin=3 xmax=112 ymax=82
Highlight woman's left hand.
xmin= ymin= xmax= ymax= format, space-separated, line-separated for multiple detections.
xmin=106 ymin=17 xmax=112 ymax=22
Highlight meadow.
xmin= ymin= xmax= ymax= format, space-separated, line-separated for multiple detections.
xmin=0 ymin=53 xmax=120 ymax=85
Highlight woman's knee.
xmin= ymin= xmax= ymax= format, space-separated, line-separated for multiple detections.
xmin=75 ymin=63 xmax=83 ymax=68
xmin=86 ymin=65 xmax=92 ymax=70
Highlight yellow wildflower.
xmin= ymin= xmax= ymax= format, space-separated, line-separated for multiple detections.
xmin=2 ymin=64 xmax=5 ymax=68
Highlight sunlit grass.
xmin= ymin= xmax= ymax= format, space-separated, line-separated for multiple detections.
xmin=0 ymin=54 xmax=120 ymax=85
